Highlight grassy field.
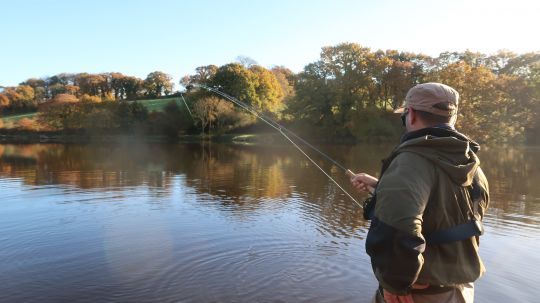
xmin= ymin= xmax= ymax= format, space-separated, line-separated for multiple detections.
xmin=1 ymin=112 xmax=38 ymax=123
xmin=138 ymin=97 xmax=183 ymax=112
xmin=0 ymin=97 xmax=184 ymax=125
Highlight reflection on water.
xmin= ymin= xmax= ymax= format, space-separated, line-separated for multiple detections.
xmin=0 ymin=143 xmax=538 ymax=303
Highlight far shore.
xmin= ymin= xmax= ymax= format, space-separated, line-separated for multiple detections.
xmin=0 ymin=130 xmax=347 ymax=145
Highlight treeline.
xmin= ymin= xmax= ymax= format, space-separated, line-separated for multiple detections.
xmin=182 ymin=44 xmax=539 ymax=143
xmin=1 ymin=43 xmax=539 ymax=143
xmin=0 ymin=71 xmax=174 ymax=114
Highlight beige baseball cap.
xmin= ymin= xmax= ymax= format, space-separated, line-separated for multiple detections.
xmin=394 ymin=82 xmax=459 ymax=117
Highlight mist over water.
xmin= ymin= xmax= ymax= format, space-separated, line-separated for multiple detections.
xmin=0 ymin=143 xmax=538 ymax=303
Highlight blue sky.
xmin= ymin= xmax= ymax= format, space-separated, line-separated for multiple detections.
xmin=1 ymin=0 xmax=538 ymax=88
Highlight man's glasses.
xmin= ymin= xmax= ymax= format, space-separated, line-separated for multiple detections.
xmin=400 ymin=108 xmax=409 ymax=127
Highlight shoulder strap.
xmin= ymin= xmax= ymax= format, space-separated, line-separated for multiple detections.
xmin=424 ymin=170 xmax=485 ymax=245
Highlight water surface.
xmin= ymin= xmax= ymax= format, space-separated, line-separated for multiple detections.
xmin=0 ymin=143 xmax=538 ymax=302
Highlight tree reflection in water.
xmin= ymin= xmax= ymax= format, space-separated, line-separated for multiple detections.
xmin=0 ymin=143 xmax=538 ymax=234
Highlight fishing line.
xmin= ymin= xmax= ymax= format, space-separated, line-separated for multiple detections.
xmin=186 ymin=84 xmax=362 ymax=208
xmin=180 ymin=94 xmax=194 ymax=120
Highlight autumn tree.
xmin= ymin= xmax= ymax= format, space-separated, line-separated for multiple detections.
xmin=181 ymin=65 xmax=218 ymax=87
xmin=75 ymin=73 xmax=106 ymax=96
xmin=209 ymin=63 xmax=284 ymax=114
xmin=21 ymin=78 xmax=47 ymax=102
xmin=192 ymin=96 xmax=235 ymax=134
xmin=110 ymin=72 xmax=128 ymax=100
xmin=427 ymin=61 xmax=527 ymax=142
xmin=0 ymin=85 xmax=37 ymax=113
xmin=249 ymin=65 xmax=283 ymax=112
xmin=271 ymin=66 xmax=296 ymax=102
xmin=16 ymin=85 xmax=35 ymax=104
xmin=123 ymin=76 xmax=144 ymax=100
xmin=0 ymin=94 xmax=9 ymax=107
xmin=144 ymin=71 xmax=173 ymax=97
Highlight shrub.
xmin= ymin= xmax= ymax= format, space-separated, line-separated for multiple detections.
xmin=80 ymin=94 xmax=102 ymax=103
xmin=17 ymin=118 xmax=39 ymax=130
xmin=51 ymin=93 xmax=78 ymax=103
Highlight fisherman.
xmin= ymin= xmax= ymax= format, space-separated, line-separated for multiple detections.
xmin=350 ymin=83 xmax=489 ymax=303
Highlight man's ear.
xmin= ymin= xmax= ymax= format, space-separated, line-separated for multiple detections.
xmin=409 ymin=107 xmax=417 ymax=125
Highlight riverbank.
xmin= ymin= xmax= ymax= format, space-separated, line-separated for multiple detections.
xmin=0 ymin=128 xmax=370 ymax=144
xmin=0 ymin=130 xmax=298 ymax=145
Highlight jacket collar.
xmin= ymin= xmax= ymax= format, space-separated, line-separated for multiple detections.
xmin=400 ymin=127 xmax=480 ymax=153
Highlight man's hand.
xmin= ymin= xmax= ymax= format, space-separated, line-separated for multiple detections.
xmin=383 ymin=290 xmax=414 ymax=303
xmin=349 ymin=172 xmax=378 ymax=194
xmin=381 ymin=284 xmax=428 ymax=303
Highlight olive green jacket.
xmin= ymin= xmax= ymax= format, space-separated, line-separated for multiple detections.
xmin=365 ymin=128 xmax=489 ymax=295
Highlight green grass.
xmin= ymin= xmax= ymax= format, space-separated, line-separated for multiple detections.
xmin=0 ymin=97 xmax=185 ymax=124
xmin=136 ymin=97 xmax=183 ymax=112
xmin=2 ymin=113 xmax=37 ymax=122
xmin=0 ymin=113 xmax=37 ymax=127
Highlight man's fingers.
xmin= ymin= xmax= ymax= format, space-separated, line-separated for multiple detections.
xmin=402 ymin=294 xmax=415 ymax=303
xmin=383 ymin=290 xmax=416 ymax=303
xmin=350 ymin=174 xmax=376 ymax=194
xmin=351 ymin=182 xmax=369 ymax=193
xmin=383 ymin=291 xmax=400 ymax=303
xmin=350 ymin=174 xmax=364 ymax=182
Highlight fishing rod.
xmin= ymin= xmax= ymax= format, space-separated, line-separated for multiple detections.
xmin=184 ymin=83 xmax=362 ymax=208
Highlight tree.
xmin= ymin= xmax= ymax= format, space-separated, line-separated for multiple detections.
xmin=210 ymin=63 xmax=284 ymax=114
xmin=181 ymin=65 xmax=218 ymax=87
xmin=16 ymin=85 xmax=35 ymax=103
xmin=236 ymin=55 xmax=258 ymax=67
xmin=144 ymin=71 xmax=173 ymax=97
xmin=75 ymin=73 xmax=106 ymax=96
xmin=192 ymin=96 xmax=233 ymax=133
xmin=123 ymin=76 xmax=144 ymax=100
xmin=500 ymin=52 xmax=540 ymax=79
xmin=110 ymin=72 xmax=126 ymax=100
xmin=291 ymin=43 xmax=377 ymax=131
xmin=49 ymin=83 xmax=67 ymax=97
xmin=385 ymin=59 xmax=415 ymax=109
xmin=21 ymin=78 xmax=47 ymax=102
xmin=1 ymin=86 xmax=38 ymax=112
xmin=289 ymin=61 xmax=335 ymax=127
xmin=211 ymin=63 xmax=259 ymax=107
xmin=249 ymin=65 xmax=283 ymax=112
xmin=271 ymin=66 xmax=296 ymax=101
xmin=0 ymin=94 xmax=9 ymax=107
xmin=65 ymin=85 xmax=80 ymax=96
xmin=21 ymin=78 xmax=46 ymax=89
xmin=428 ymin=61 xmax=525 ymax=142
xmin=289 ymin=43 xmax=377 ymax=134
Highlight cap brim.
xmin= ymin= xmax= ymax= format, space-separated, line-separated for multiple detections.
xmin=393 ymin=107 xmax=405 ymax=114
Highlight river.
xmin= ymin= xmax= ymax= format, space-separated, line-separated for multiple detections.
xmin=0 ymin=142 xmax=538 ymax=302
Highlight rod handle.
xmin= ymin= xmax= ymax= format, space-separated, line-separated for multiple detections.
xmin=346 ymin=169 xmax=355 ymax=178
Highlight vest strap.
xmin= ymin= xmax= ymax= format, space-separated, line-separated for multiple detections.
xmin=424 ymin=219 xmax=484 ymax=245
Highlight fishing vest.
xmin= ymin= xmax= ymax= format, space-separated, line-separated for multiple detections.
xmin=363 ymin=149 xmax=485 ymax=245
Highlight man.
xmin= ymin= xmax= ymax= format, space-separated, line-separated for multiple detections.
xmin=350 ymin=83 xmax=489 ymax=303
